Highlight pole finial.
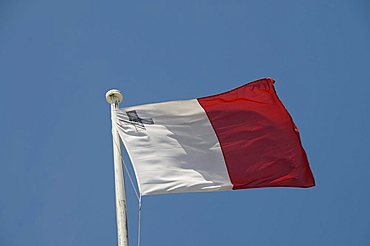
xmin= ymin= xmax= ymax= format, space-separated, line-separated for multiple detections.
xmin=106 ymin=89 xmax=123 ymax=104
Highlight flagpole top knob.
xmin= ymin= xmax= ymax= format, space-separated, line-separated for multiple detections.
xmin=106 ymin=89 xmax=123 ymax=104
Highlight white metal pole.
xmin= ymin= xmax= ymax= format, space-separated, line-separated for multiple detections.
xmin=106 ymin=89 xmax=129 ymax=246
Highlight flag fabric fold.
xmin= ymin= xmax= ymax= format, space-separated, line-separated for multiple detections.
xmin=113 ymin=78 xmax=315 ymax=196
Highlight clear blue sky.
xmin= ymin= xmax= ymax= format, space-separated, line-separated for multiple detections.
xmin=1 ymin=1 xmax=369 ymax=245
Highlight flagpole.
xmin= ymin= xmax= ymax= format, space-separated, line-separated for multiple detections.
xmin=106 ymin=89 xmax=129 ymax=246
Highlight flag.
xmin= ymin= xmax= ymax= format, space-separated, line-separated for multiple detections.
xmin=112 ymin=78 xmax=315 ymax=196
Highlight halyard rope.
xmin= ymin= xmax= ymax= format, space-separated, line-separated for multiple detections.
xmin=138 ymin=196 xmax=142 ymax=246
xmin=113 ymin=135 xmax=140 ymax=201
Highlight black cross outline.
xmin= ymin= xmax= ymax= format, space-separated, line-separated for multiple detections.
xmin=120 ymin=110 xmax=154 ymax=131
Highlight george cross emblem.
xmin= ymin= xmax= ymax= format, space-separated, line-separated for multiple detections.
xmin=120 ymin=110 xmax=154 ymax=131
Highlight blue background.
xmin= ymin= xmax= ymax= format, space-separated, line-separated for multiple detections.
xmin=1 ymin=1 xmax=369 ymax=245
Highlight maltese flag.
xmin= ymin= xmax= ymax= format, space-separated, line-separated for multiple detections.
xmin=112 ymin=78 xmax=315 ymax=196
